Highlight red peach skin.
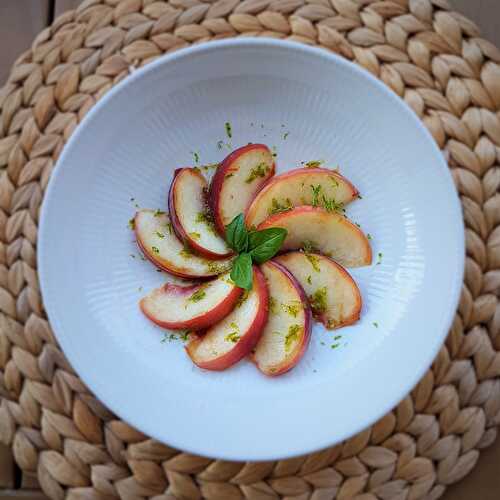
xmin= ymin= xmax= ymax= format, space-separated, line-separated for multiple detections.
xmin=257 ymin=206 xmax=372 ymax=268
xmin=252 ymin=260 xmax=312 ymax=376
xmin=209 ymin=144 xmax=275 ymax=235
xmin=140 ymin=275 xmax=242 ymax=330
xmin=185 ymin=266 xmax=269 ymax=370
xmin=134 ymin=210 xmax=233 ymax=279
xmin=245 ymin=167 xmax=358 ymax=228
xmin=276 ymin=251 xmax=362 ymax=329
xmin=168 ymin=167 xmax=232 ymax=259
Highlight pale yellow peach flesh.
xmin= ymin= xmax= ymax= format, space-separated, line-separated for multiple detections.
xmin=135 ymin=210 xmax=233 ymax=279
xmin=275 ymin=252 xmax=361 ymax=329
xmin=257 ymin=206 xmax=372 ymax=268
xmin=252 ymin=260 xmax=312 ymax=376
xmin=186 ymin=267 xmax=269 ymax=370
xmin=140 ymin=272 xmax=242 ymax=330
xmin=246 ymin=167 xmax=358 ymax=228
xmin=209 ymin=144 xmax=275 ymax=234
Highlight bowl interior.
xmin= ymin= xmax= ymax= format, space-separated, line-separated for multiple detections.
xmin=39 ymin=39 xmax=464 ymax=460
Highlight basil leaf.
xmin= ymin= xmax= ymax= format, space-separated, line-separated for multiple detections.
xmin=249 ymin=228 xmax=288 ymax=264
xmin=225 ymin=214 xmax=248 ymax=253
xmin=230 ymin=253 xmax=253 ymax=290
xmin=248 ymin=228 xmax=282 ymax=250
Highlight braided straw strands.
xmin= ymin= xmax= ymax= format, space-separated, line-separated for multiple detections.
xmin=0 ymin=0 xmax=499 ymax=498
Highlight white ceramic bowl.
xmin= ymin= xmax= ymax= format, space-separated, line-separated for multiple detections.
xmin=39 ymin=39 xmax=464 ymax=460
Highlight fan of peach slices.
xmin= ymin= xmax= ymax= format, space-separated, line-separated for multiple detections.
xmin=132 ymin=144 xmax=372 ymax=376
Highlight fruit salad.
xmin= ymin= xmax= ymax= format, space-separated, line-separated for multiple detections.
xmin=132 ymin=143 xmax=371 ymax=376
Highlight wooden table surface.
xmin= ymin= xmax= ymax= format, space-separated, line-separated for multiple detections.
xmin=0 ymin=1 xmax=498 ymax=499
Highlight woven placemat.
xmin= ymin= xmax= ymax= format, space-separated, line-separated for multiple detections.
xmin=0 ymin=0 xmax=499 ymax=499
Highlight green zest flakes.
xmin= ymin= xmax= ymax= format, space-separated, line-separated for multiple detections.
xmin=269 ymin=297 xmax=278 ymax=314
xmin=166 ymin=222 xmax=173 ymax=234
xmin=153 ymin=209 xmax=166 ymax=217
xmin=161 ymin=333 xmax=178 ymax=343
xmin=311 ymin=184 xmax=321 ymax=207
xmin=306 ymin=275 xmax=312 ymax=285
xmin=301 ymin=240 xmax=318 ymax=254
xmin=373 ymin=322 xmax=379 ymax=328
xmin=151 ymin=246 xmax=160 ymax=254
xmin=225 ymin=331 xmax=240 ymax=343
xmin=155 ymin=231 xmax=165 ymax=239
xmin=180 ymin=330 xmax=191 ymax=341
xmin=217 ymin=140 xmax=224 ymax=149
xmin=309 ymin=184 xmax=344 ymax=213
xmin=225 ymin=173 xmax=234 ymax=179
xmin=189 ymin=232 xmax=201 ymax=240
xmin=304 ymin=160 xmax=323 ymax=169
xmin=162 ymin=332 xmax=191 ymax=343
xmin=285 ymin=324 xmax=301 ymax=352
xmin=180 ymin=246 xmax=192 ymax=259
xmin=191 ymin=151 xmax=200 ymax=163
xmin=376 ymin=252 xmax=383 ymax=265
xmin=206 ymin=261 xmax=224 ymax=274
xmin=282 ymin=132 xmax=289 ymax=140
xmin=236 ymin=289 xmax=249 ymax=308
xmin=331 ymin=343 xmax=340 ymax=349
xmin=268 ymin=197 xmax=293 ymax=215
xmin=188 ymin=288 xmax=206 ymax=303
xmin=367 ymin=233 xmax=372 ymax=240
xmin=128 ymin=218 xmax=135 ymax=230
xmin=281 ymin=302 xmax=300 ymax=318
xmin=322 ymin=195 xmax=344 ymax=213
xmin=195 ymin=211 xmax=217 ymax=234
xmin=309 ymin=287 xmax=327 ymax=314
xmin=245 ymin=163 xmax=269 ymax=183
xmin=225 ymin=121 xmax=232 ymax=138
xmin=195 ymin=211 xmax=210 ymax=224
xmin=305 ymin=253 xmax=321 ymax=272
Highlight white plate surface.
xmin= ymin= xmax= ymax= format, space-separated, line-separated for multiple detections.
xmin=39 ymin=39 xmax=464 ymax=461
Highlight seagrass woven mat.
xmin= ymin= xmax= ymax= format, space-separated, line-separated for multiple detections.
xmin=0 ymin=0 xmax=499 ymax=499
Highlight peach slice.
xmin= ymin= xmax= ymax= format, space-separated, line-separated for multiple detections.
xmin=209 ymin=144 xmax=275 ymax=235
xmin=245 ymin=167 xmax=358 ymax=227
xmin=185 ymin=266 xmax=269 ymax=370
xmin=135 ymin=209 xmax=233 ymax=279
xmin=168 ymin=168 xmax=232 ymax=259
xmin=252 ymin=260 xmax=312 ymax=376
xmin=257 ymin=206 xmax=372 ymax=268
xmin=275 ymin=252 xmax=362 ymax=329
xmin=140 ymin=272 xmax=242 ymax=330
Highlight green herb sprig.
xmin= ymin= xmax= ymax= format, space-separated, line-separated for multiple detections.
xmin=225 ymin=214 xmax=287 ymax=290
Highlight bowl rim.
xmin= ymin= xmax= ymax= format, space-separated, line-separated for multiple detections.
xmin=38 ymin=37 xmax=465 ymax=460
